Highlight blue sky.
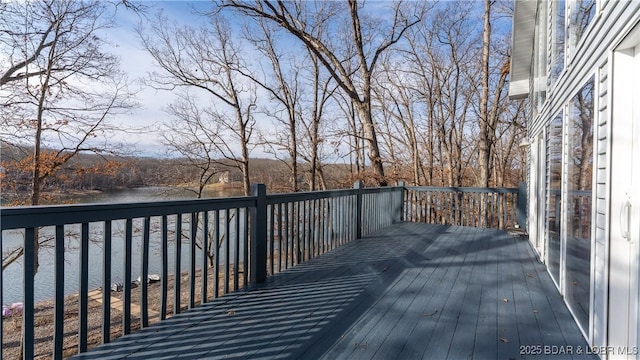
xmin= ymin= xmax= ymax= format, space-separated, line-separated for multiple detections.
xmin=105 ymin=1 xmax=220 ymax=156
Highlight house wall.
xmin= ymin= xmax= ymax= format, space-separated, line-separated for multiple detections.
xmin=522 ymin=0 xmax=640 ymax=353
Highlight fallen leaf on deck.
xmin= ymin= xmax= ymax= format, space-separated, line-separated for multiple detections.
xmin=422 ymin=310 xmax=438 ymax=317
xmin=533 ymin=309 xmax=538 ymax=313
xmin=503 ymin=298 xmax=509 ymax=303
xmin=526 ymin=273 xmax=534 ymax=278
xmin=227 ymin=310 xmax=236 ymax=316
xmin=500 ymin=337 xmax=510 ymax=343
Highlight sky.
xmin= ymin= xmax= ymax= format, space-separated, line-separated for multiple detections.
xmin=103 ymin=2 xmax=216 ymax=157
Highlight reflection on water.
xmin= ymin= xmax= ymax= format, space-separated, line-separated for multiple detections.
xmin=65 ymin=186 xmax=244 ymax=204
xmin=1 ymin=186 xmax=244 ymax=305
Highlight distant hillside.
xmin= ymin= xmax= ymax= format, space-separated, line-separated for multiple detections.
xmin=1 ymin=141 xmax=354 ymax=205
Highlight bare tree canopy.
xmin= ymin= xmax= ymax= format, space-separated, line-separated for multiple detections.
xmin=217 ymin=0 xmax=430 ymax=186
xmin=0 ymin=0 xmax=138 ymax=271
xmin=139 ymin=12 xmax=257 ymax=195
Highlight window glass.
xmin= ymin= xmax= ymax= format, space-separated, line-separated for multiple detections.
xmin=546 ymin=112 xmax=563 ymax=284
xmin=568 ymin=0 xmax=596 ymax=58
xmin=533 ymin=1 xmax=547 ymax=111
xmin=549 ymin=0 xmax=565 ymax=90
xmin=564 ymin=77 xmax=594 ymax=331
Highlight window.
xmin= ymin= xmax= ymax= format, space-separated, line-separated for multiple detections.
xmin=546 ymin=112 xmax=563 ymax=285
xmin=564 ymin=77 xmax=594 ymax=331
xmin=549 ymin=0 xmax=566 ymax=90
xmin=533 ymin=1 xmax=548 ymax=111
xmin=568 ymin=0 xmax=596 ymax=59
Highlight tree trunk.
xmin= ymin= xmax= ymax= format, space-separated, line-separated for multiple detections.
xmin=354 ymin=100 xmax=387 ymax=186
xmin=477 ymin=0 xmax=492 ymax=188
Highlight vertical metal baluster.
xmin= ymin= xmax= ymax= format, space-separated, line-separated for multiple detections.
xmin=54 ymin=225 xmax=64 ymax=358
xmin=302 ymin=200 xmax=307 ymax=262
xmin=337 ymin=197 xmax=341 ymax=244
xmin=269 ymin=204 xmax=275 ymax=276
xmin=79 ymin=223 xmax=89 ymax=352
xmin=189 ymin=213 xmax=196 ymax=309
xmin=161 ymin=216 xmax=168 ymax=321
xmin=277 ymin=203 xmax=283 ymax=273
xmin=295 ymin=201 xmax=301 ymax=264
xmin=284 ymin=203 xmax=289 ymax=269
xmin=214 ymin=210 xmax=220 ymax=299
xmin=202 ymin=212 xmax=209 ymax=304
xmin=243 ymin=208 xmax=249 ymax=286
xmin=313 ymin=199 xmax=317 ymax=258
xmin=124 ymin=219 xmax=132 ymax=334
xmin=319 ymin=200 xmax=324 ymax=255
xmin=328 ymin=198 xmax=333 ymax=249
xmin=23 ymin=228 xmax=35 ymax=360
xmin=234 ymin=208 xmax=240 ymax=291
xmin=174 ymin=214 xmax=182 ymax=316
xmin=224 ymin=209 xmax=230 ymax=294
xmin=141 ymin=217 xmax=150 ymax=327
xmin=102 ymin=221 xmax=112 ymax=344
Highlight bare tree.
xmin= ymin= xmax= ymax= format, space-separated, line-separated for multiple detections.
xmin=298 ymin=50 xmax=337 ymax=191
xmin=0 ymin=0 xmax=137 ymax=271
xmin=219 ymin=0 xmax=427 ymax=186
xmin=243 ymin=19 xmax=302 ymax=192
xmin=139 ymin=14 xmax=257 ymax=195
xmin=477 ymin=0 xmax=494 ymax=188
xmin=162 ymin=91 xmax=221 ymax=198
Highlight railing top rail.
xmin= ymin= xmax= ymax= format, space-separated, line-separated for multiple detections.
xmin=265 ymin=188 xmax=359 ymax=205
xmin=406 ymin=186 xmax=519 ymax=194
xmin=360 ymin=186 xmax=404 ymax=195
xmin=1 ymin=196 xmax=257 ymax=230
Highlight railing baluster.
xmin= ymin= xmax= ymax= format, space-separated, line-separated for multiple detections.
xmin=202 ymin=211 xmax=208 ymax=304
xmin=243 ymin=208 xmax=249 ymax=286
xmin=301 ymin=200 xmax=306 ymax=262
xmin=23 ymin=227 xmax=35 ymax=360
xmin=269 ymin=204 xmax=275 ymax=276
xmin=284 ymin=203 xmax=289 ymax=269
xmin=102 ymin=221 xmax=112 ymax=344
xmin=189 ymin=213 xmax=196 ymax=309
xmin=173 ymin=215 xmax=182 ymax=316
xmin=124 ymin=219 xmax=132 ymax=334
xmin=277 ymin=203 xmax=283 ymax=273
xmin=214 ymin=210 xmax=220 ymax=299
xmin=161 ymin=216 xmax=168 ymax=320
xmin=79 ymin=223 xmax=89 ymax=352
xmin=234 ymin=208 xmax=240 ymax=291
xmin=224 ymin=209 xmax=230 ymax=294
xmin=54 ymin=225 xmax=64 ymax=359
xmin=141 ymin=217 xmax=150 ymax=327
xmin=296 ymin=201 xmax=301 ymax=264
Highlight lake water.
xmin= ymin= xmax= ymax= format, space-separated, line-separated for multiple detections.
xmin=1 ymin=186 xmax=244 ymax=305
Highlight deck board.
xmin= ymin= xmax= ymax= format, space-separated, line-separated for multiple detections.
xmin=72 ymin=223 xmax=595 ymax=360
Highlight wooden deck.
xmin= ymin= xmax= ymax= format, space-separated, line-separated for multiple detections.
xmin=72 ymin=223 xmax=594 ymax=359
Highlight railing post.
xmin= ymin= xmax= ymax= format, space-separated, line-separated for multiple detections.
xmin=354 ymin=181 xmax=362 ymax=239
xmin=251 ymin=183 xmax=267 ymax=283
xmin=397 ymin=181 xmax=405 ymax=223
xmin=517 ymin=181 xmax=527 ymax=230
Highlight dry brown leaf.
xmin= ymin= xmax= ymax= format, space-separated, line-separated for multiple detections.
xmin=227 ymin=310 xmax=236 ymax=316
xmin=499 ymin=337 xmax=510 ymax=343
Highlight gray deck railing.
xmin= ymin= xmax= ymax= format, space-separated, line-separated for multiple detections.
xmin=403 ymin=186 xmax=521 ymax=230
xmin=0 ymin=182 xmax=404 ymax=359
